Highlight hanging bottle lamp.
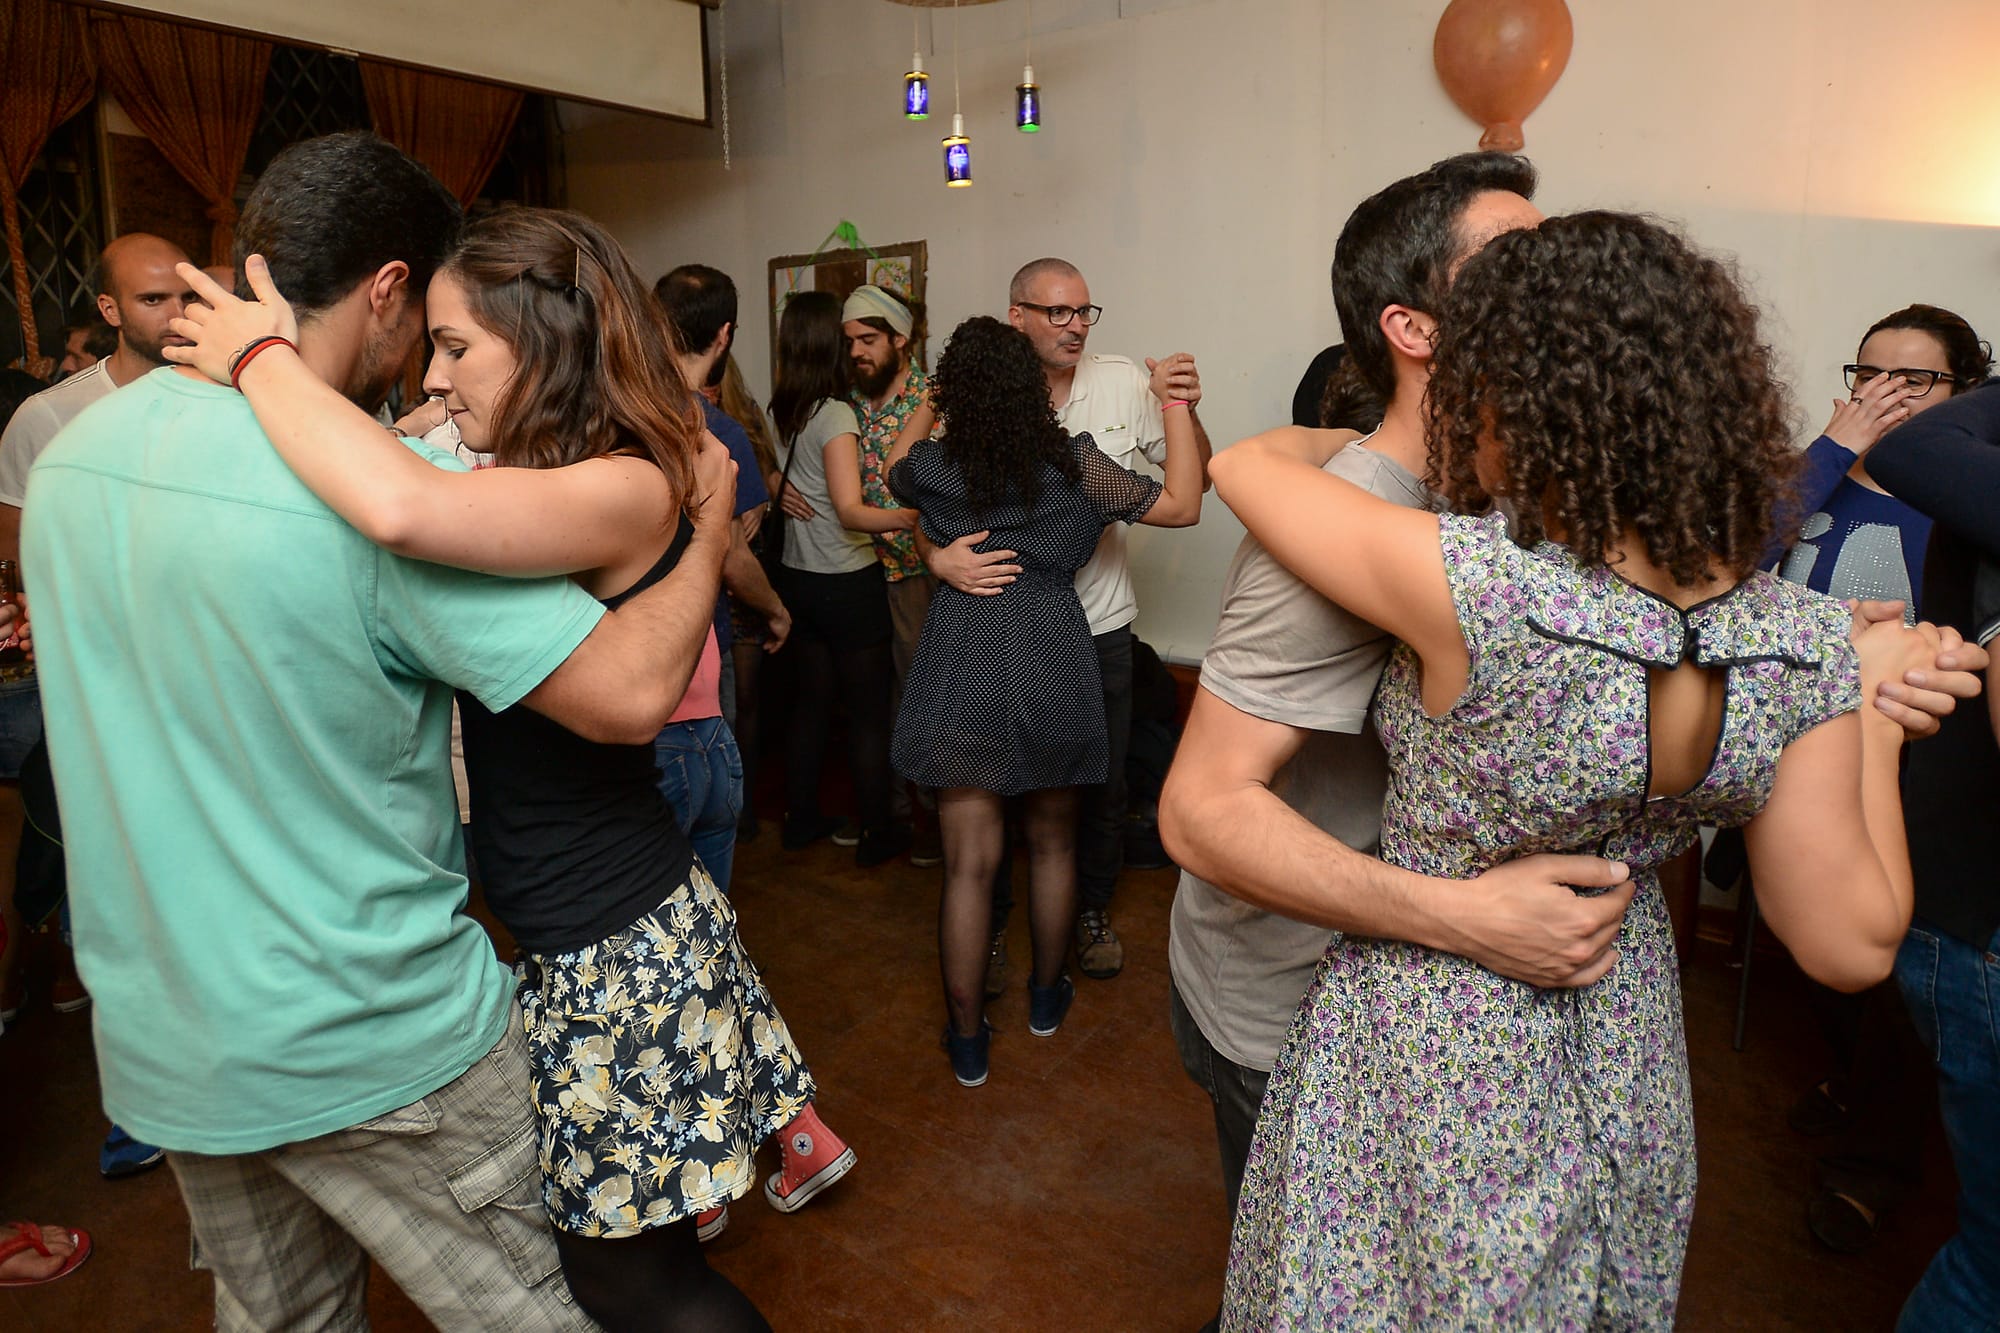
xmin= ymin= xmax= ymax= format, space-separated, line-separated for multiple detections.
xmin=943 ymin=113 xmax=973 ymax=186
xmin=942 ymin=0 xmax=971 ymax=186
xmin=1016 ymin=0 xmax=1040 ymax=132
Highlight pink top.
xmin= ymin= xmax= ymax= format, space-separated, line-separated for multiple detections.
xmin=666 ymin=626 xmax=723 ymax=724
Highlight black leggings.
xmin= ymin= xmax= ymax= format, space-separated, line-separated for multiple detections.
xmin=779 ymin=565 xmax=894 ymax=832
xmin=554 ymin=1221 xmax=769 ymax=1333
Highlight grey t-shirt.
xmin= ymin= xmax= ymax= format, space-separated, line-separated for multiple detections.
xmin=1166 ymin=438 xmax=1432 ymax=1072
xmin=779 ymin=398 xmax=877 ymax=576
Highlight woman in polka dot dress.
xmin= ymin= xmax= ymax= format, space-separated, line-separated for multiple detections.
xmin=886 ymin=316 xmax=1204 ymax=1086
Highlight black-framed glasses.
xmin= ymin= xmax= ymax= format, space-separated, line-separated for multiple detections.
xmin=1843 ymin=364 xmax=1959 ymax=398
xmin=1017 ymin=300 xmax=1103 ymax=328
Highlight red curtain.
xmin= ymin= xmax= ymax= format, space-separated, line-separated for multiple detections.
xmin=90 ymin=12 xmax=272 ymax=267
xmin=360 ymin=63 xmax=524 ymax=207
xmin=0 ymin=0 xmax=94 ymax=378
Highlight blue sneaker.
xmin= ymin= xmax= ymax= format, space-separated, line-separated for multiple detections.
xmin=99 ymin=1125 xmax=165 ymax=1180
xmin=1028 ymin=974 xmax=1075 ymax=1038
xmin=941 ymin=1022 xmax=990 ymax=1087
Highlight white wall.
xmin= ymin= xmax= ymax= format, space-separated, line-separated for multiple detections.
xmin=560 ymin=0 xmax=2000 ymax=663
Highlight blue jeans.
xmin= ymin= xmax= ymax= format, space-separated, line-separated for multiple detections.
xmin=1895 ymin=919 xmax=2000 ymax=1333
xmin=654 ymin=717 xmax=744 ymax=892
xmin=0 ymin=678 xmax=41 ymax=779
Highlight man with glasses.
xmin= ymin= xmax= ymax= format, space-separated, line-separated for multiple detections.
xmin=931 ymin=257 xmax=1211 ymax=984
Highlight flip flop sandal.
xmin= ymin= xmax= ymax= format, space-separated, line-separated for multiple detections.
xmin=1807 ymin=1189 xmax=1879 ymax=1255
xmin=0 ymin=1222 xmax=93 ymax=1288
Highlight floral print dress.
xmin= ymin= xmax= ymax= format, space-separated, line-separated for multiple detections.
xmin=1223 ymin=512 xmax=1859 ymax=1330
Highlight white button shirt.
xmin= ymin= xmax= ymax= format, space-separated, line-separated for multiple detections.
xmin=1054 ymin=354 xmax=1167 ymax=635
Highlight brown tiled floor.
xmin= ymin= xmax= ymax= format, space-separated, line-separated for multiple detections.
xmin=0 ymin=833 xmax=1954 ymax=1331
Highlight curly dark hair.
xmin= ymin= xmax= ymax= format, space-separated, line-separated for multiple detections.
xmin=931 ymin=315 xmax=1078 ymax=512
xmin=1424 ymin=211 xmax=1799 ymax=588
xmin=1317 ymin=349 xmax=1387 ymax=432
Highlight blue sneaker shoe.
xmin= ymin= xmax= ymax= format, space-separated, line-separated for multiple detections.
xmin=1028 ymin=974 xmax=1075 ymax=1038
xmin=941 ymin=1021 xmax=990 ymax=1087
xmin=100 ymin=1125 xmax=165 ymax=1180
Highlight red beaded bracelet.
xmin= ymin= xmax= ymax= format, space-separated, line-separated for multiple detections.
xmin=229 ymin=335 xmax=297 ymax=389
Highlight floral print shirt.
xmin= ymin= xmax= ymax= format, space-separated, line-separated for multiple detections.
xmin=852 ymin=364 xmax=929 ymax=582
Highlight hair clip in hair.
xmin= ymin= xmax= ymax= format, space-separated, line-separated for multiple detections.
xmin=568 ymin=246 xmax=583 ymax=299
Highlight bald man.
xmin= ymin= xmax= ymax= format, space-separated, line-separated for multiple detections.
xmin=0 ymin=232 xmax=191 ymax=1182
xmin=0 ymin=233 xmax=197 ymax=557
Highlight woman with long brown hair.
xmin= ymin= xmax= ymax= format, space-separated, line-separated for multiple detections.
xmin=166 ymin=209 xmax=854 ymax=1333
xmin=767 ymin=290 xmax=914 ymax=863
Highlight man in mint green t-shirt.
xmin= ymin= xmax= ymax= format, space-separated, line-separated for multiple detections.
xmin=22 ymin=134 xmax=729 ymax=1330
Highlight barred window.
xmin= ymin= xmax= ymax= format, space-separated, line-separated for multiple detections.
xmin=0 ymin=112 xmax=105 ymax=369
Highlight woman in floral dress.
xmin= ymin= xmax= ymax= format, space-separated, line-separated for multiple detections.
xmin=1211 ymin=213 xmax=1935 ymax=1329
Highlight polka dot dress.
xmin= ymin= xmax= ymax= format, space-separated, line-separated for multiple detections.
xmin=887 ymin=432 xmax=1162 ymax=795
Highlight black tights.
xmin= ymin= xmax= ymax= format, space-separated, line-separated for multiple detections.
xmin=554 ymin=1221 xmax=770 ymax=1333
xmin=938 ymin=786 xmax=1077 ymax=1036
xmin=784 ymin=630 xmax=894 ymax=833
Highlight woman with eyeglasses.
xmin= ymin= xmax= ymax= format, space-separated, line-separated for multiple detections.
xmin=1765 ymin=305 xmax=1994 ymax=1266
xmin=1780 ymin=305 xmax=1992 ymax=617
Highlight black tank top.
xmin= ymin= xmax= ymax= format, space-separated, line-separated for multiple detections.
xmin=459 ymin=515 xmax=698 ymax=955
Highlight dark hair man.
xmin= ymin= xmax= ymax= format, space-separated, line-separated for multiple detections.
xmin=657 ymin=263 xmax=792 ymax=699
xmin=1161 ymin=152 xmax=1570 ymax=1326
xmin=23 ymin=132 xmax=734 ymax=1329
xmin=843 ymin=283 xmax=937 ymax=863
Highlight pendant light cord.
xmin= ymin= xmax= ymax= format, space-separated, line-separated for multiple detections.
xmin=717 ymin=0 xmax=731 ymax=170
xmin=953 ymin=0 xmax=961 ymax=117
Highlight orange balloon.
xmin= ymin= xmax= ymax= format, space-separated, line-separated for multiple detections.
xmin=1433 ymin=0 xmax=1574 ymax=152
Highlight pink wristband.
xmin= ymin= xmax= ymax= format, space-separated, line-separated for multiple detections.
xmin=1164 ymin=399 xmax=1191 ymax=411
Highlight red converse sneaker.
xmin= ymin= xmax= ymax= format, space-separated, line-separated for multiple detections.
xmin=695 ymin=1205 xmax=727 ymax=1243
xmin=762 ymin=1103 xmax=856 ymax=1213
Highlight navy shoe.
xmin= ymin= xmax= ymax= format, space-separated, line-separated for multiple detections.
xmin=100 ymin=1124 xmax=165 ymax=1180
xmin=1028 ymin=974 xmax=1075 ymax=1038
xmin=941 ymin=1021 xmax=991 ymax=1087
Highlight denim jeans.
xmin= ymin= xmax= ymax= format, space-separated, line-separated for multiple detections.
xmin=1167 ymin=979 xmax=1271 ymax=1221
xmin=0 ymin=677 xmax=42 ymax=779
xmin=653 ymin=718 xmax=745 ymax=893
xmin=1169 ymin=979 xmax=1269 ymax=1333
xmin=1894 ymin=918 xmax=2000 ymax=1333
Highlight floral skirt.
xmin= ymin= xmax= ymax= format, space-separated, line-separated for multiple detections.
xmin=517 ymin=863 xmax=815 ymax=1237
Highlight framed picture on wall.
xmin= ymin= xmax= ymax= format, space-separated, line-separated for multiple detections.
xmin=767 ymin=239 xmax=929 ymax=372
